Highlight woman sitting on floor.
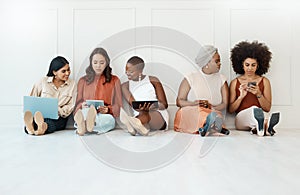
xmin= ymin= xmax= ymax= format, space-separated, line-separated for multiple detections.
xmin=23 ymin=56 xmax=77 ymax=135
xmin=228 ymin=40 xmax=280 ymax=136
xmin=73 ymin=47 xmax=122 ymax=135
xmin=174 ymin=45 xmax=230 ymax=136
xmin=120 ymin=56 xmax=169 ymax=136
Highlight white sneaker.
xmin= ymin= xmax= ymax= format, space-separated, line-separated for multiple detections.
xmin=120 ymin=108 xmax=136 ymax=136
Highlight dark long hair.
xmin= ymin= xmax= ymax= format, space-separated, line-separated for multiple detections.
xmin=46 ymin=56 xmax=69 ymax=76
xmin=85 ymin=48 xmax=112 ymax=84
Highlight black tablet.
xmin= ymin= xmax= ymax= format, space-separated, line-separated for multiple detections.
xmin=132 ymin=100 xmax=158 ymax=109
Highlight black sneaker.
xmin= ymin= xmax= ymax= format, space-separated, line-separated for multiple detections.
xmin=251 ymin=129 xmax=257 ymax=134
xmin=267 ymin=112 xmax=280 ymax=136
xmin=220 ymin=128 xmax=230 ymax=135
xmin=253 ymin=108 xmax=265 ymax=137
xmin=199 ymin=127 xmax=207 ymax=137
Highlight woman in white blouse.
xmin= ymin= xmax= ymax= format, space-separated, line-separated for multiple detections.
xmin=120 ymin=56 xmax=169 ymax=136
xmin=23 ymin=56 xmax=77 ymax=135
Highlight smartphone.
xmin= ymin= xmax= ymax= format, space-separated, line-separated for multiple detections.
xmin=247 ymin=82 xmax=257 ymax=87
xmin=199 ymin=100 xmax=209 ymax=108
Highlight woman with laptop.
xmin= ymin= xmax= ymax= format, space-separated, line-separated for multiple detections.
xmin=73 ymin=47 xmax=122 ymax=135
xmin=119 ymin=56 xmax=169 ymax=136
xmin=23 ymin=56 xmax=77 ymax=135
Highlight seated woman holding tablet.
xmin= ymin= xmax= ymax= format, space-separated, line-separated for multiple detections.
xmin=120 ymin=56 xmax=169 ymax=136
xmin=74 ymin=47 xmax=122 ymax=135
xmin=23 ymin=56 xmax=77 ymax=135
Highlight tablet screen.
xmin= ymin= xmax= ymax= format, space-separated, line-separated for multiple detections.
xmin=86 ymin=100 xmax=104 ymax=108
xmin=132 ymin=100 xmax=158 ymax=109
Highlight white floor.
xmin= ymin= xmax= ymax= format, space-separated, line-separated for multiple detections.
xmin=1 ymin=126 xmax=300 ymax=195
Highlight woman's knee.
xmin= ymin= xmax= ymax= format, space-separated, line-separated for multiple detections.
xmin=98 ymin=114 xmax=115 ymax=127
xmin=149 ymin=111 xmax=166 ymax=130
xmin=44 ymin=121 xmax=56 ymax=133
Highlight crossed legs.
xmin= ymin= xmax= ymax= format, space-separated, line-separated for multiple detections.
xmin=120 ymin=108 xmax=167 ymax=136
xmin=235 ymin=106 xmax=280 ymax=136
xmin=137 ymin=110 xmax=166 ymax=130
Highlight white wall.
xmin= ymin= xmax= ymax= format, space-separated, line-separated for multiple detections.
xmin=1 ymin=0 xmax=299 ymax=128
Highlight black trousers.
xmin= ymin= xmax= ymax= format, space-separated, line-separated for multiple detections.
xmin=24 ymin=116 xmax=69 ymax=134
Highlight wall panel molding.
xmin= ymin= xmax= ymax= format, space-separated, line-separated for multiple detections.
xmin=230 ymin=8 xmax=292 ymax=106
xmin=0 ymin=8 xmax=58 ymax=106
xmin=72 ymin=8 xmax=136 ymax=80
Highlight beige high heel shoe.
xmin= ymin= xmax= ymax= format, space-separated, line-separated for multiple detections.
xmin=34 ymin=111 xmax=48 ymax=135
xmin=74 ymin=110 xmax=86 ymax=136
xmin=86 ymin=105 xmax=97 ymax=133
xmin=120 ymin=108 xmax=136 ymax=136
xmin=127 ymin=117 xmax=149 ymax=136
xmin=23 ymin=111 xmax=35 ymax=135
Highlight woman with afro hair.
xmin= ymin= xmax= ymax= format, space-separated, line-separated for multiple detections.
xmin=228 ymin=41 xmax=280 ymax=136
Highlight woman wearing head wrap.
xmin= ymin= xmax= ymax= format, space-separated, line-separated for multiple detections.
xmin=228 ymin=41 xmax=280 ymax=136
xmin=174 ymin=45 xmax=230 ymax=136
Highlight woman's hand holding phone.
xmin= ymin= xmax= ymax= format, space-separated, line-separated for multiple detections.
xmin=198 ymin=100 xmax=211 ymax=109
